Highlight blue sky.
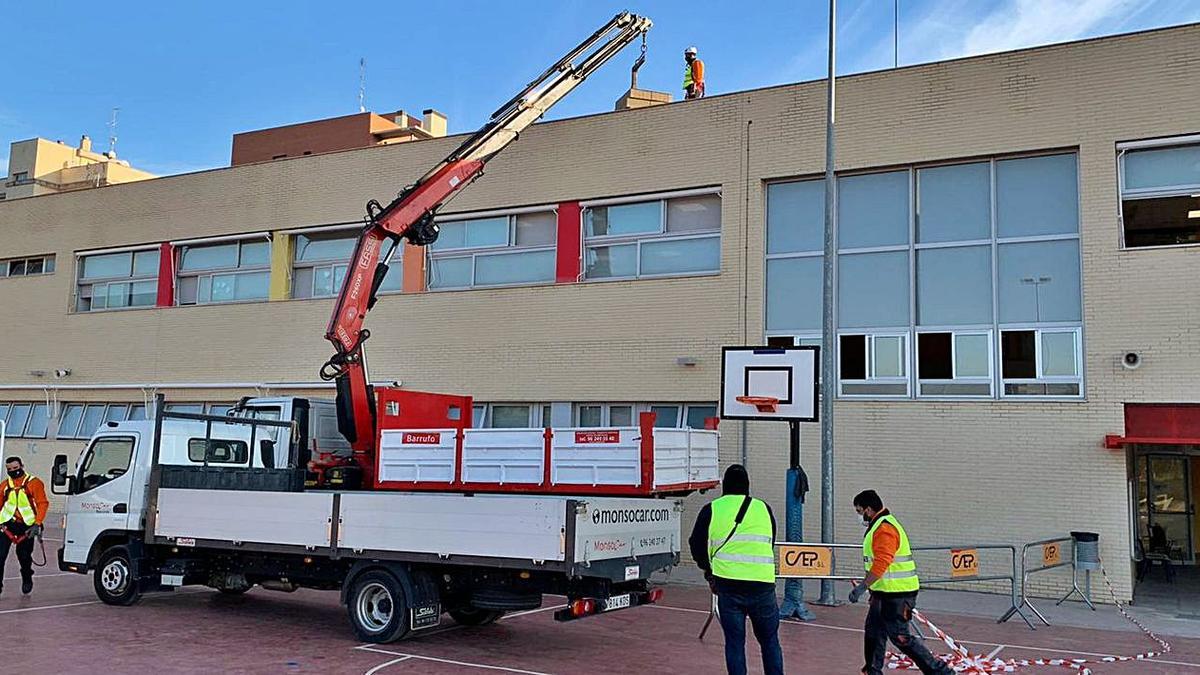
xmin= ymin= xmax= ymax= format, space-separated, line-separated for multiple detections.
xmin=3 ymin=0 xmax=1198 ymax=177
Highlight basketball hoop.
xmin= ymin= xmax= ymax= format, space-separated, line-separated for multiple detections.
xmin=736 ymin=395 xmax=780 ymax=413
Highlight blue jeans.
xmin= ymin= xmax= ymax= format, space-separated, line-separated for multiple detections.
xmin=717 ymin=584 xmax=785 ymax=675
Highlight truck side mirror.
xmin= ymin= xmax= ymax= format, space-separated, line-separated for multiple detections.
xmin=50 ymin=454 xmax=73 ymax=495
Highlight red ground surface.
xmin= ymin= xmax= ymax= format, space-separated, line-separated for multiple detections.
xmin=6 ymin=534 xmax=1199 ymax=674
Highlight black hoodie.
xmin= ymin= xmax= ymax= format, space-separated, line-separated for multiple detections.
xmin=688 ymin=465 xmax=777 ymax=591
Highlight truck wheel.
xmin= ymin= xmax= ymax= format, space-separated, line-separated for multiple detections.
xmin=347 ymin=570 xmax=409 ymax=643
xmin=94 ymin=545 xmax=142 ymax=606
xmin=449 ymin=607 xmax=505 ymax=626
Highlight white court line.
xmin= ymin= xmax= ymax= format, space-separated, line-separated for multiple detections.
xmin=0 ymin=587 xmax=206 ymax=615
xmin=362 ymin=656 xmax=411 ymax=675
xmin=356 ymin=645 xmax=554 ymax=675
xmin=648 ymin=604 xmax=1200 ymax=669
xmin=4 ymin=572 xmax=74 ymax=582
xmin=985 ymin=645 xmax=1005 ymax=659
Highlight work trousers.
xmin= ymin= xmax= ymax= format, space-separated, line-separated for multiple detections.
xmin=863 ymin=593 xmax=952 ymax=675
xmin=716 ymin=583 xmax=785 ymax=675
xmin=0 ymin=520 xmax=35 ymax=588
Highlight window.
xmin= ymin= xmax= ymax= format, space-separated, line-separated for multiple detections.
xmin=573 ymin=403 xmax=716 ymax=428
xmin=428 ymin=211 xmax=557 ymax=289
xmin=11 ymin=171 xmax=29 ymax=183
xmin=584 ymin=192 xmax=721 ymax=280
xmin=176 ymin=239 xmax=270 ymax=305
xmin=292 ymin=230 xmax=402 ymax=299
xmin=77 ymin=437 xmax=134 ymax=492
xmin=0 ymin=403 xmax=49 ymax=438
xmin=474 ymin=403 xmax=551 ymax=428
xmin=1000 ymin=328 xmax=1081 ymax=397
xmin=839 ymin=334 xmax=909 ymax=397
xmin=76 ymin=249 xmax=158 ymax=311
xmin=1119 ymin=138 xmax=1200 ymax=248
xmin=1 ymin=255 xmax=55 ymax=279
xmin=766 ymin=151 xmax=1081 ymax=401
xmin=916 ymin=332 xmax=993 ymax=397
xmin=57 ymin=403 xmax=147 ymax=439
xmin=187 ymin=438 xmax=249 ymax=464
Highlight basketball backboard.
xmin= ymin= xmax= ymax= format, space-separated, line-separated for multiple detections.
xmin=720 ymin=346 xmax=819 ymax=421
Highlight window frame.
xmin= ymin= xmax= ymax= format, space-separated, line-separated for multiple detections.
xmin=765 ymin=150 xmax=1083 ymax=402
xmin=0 ymin=402 xmax=50 ymax=439
xmin=56 ymin=402 xmax=155 ymax=439
xmin=289 ymin=225 xmax=403 ymax=300
xmin=1116 ymin=135 xmax=1200 ymax=250
xmin=837 ymin=332 xmax=912 ymax=398
xmin=581 ymin=188 xmax=722 ymax=282
xmin=999 ymin=326 xmax=1083 ymax=399
xmin=571 ymin=402 xmax=718 ymax=429
xmin=473 ymin=403 xmax=551 ymax=429
xmin=174 ymin=235 xmax=272 ymax=306
xmin=427 ymin=208 xmax=559 ymax=291
xmin=74 ymin=247 xmax=159 ymax=313
xmin=915 ymin=330 xmax=995 ymax=399
xmin=0 ymin=254 xmax=56 ymax=280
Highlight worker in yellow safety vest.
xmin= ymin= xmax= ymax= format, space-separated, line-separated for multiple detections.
xmin=0 ymin=456 xmax=49 ymax=595
xmin=689 ymin=464 xmax=783 ymax=675
xmin=850 ymin=490 xmax=951 ymax=675
xmin=683 ymin=46 xmax=705 ymax=99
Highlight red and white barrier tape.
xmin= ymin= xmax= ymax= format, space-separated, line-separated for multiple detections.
xmin=886 ymin=562 xmax=1171 ymax=674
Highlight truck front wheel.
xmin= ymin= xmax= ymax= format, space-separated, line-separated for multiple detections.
xmin=347 ymin=570 xmax=410 ymax=643
xmin=94 ymin=545 xmax=142 ymax=606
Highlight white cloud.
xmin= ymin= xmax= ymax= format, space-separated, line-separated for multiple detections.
xmin=955 ymin=0 xmax=1144 ymax=58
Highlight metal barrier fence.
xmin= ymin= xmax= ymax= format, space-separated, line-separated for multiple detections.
xmin=775 ymin=541 xmax=1034 ymax=629
xmin=1001 ymin=535 xmax=1096 ymax=627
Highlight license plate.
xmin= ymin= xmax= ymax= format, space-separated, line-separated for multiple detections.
xmin=602 ymin=593 xmax=631 ymax=612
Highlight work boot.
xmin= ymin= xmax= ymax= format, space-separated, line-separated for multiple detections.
xmin=21 ymin=578 xmax=32 ymax=595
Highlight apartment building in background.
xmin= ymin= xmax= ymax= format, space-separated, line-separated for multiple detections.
xmin=2 ymin=24 xmax=1199 ymax=601
xmin=2 ymin=135 xmax=155 ymax=201
xmin=231 ymin=108 xmax=449 ymax=166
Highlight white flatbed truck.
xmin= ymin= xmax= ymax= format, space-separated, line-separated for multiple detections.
xmin=52 ymin=399 xmax=682 ymax=642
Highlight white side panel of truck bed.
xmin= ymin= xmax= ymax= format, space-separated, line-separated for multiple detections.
xmin=155 ymin=489 xmax=334 ymax=548
xmin=574 ymin=498 xmax=682 ymax=563
xmin=338 ymin=492 xmax=566 ymax=562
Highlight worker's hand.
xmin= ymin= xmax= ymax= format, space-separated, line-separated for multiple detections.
xmin=27 ymin=524 xmax=42 ymax=540
xmin=848 ymin=583 xmax=866 ymax=604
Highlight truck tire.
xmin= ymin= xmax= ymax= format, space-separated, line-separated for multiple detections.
xmin=94 ymin=545 xmax=142 ymax=606
xmin=449 ymin=607 xmax=505 ymax=626
xmin=347 ymin=570 xmax=410 ymax=643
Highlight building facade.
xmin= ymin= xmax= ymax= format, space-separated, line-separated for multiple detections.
xmin=1 ymin=25 xmax=1199 ymax=599
xmin=230 ymin=109 xmax=449 ymax=166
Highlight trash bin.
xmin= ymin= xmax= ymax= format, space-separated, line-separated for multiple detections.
xmin=1070 ymin=531 xmax=1100 ymax=571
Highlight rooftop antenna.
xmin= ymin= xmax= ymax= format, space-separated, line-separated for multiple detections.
xmin=107 ymin=107 xmax=119 ymax=157
xmin=358 ymin=58 xmax=367 ymax=112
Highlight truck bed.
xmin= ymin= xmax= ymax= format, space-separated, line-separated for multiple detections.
xmin=151 ymin=488 xmax=682 ymax=577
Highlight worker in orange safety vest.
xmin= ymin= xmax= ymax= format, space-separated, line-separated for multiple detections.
xmin=683 ymin=46 xmax=705 ymax=99
xmin=0 ymin=456 xmax=50 ymax=595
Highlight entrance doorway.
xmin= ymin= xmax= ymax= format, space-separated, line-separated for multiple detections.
xmin=1134 ymin=452 xmax=1196 ymax=564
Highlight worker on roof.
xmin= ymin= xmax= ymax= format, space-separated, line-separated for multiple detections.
xmin=689 ymin=464 xmax=784 ymax=675
xmin=850 ymin=490 xmax=952 ymax=675
xmin=0 ymin=456 xmax=49 ymax=595
xmin=683 ymin=46 xmax=706 ymax=99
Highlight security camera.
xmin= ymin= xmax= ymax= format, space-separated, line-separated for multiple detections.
xmin=1121 ymin=352 xmax=1142 ymax=370
xmin=53 ymin=368 xmax=72 ymax=379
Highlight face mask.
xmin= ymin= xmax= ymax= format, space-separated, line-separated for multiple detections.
xmin=857 ymin=511 xmax=869 ymax=527
xmin=7 ymin=469 xmax=23 ymax=480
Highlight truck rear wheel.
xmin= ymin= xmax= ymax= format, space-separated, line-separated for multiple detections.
xmin=347 ymin=570 xmax=410 ymax=643
xmin=94 ymin=545 xmax=142 ymax=606
xmin=449 ymin=606 xmax=505 ymax=626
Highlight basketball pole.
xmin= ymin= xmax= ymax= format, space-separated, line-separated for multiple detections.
xmin=778 ymin=417 xmax=816 ymax=620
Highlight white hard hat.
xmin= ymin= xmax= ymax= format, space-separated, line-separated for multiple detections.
xmin=685 ymin=46 xmax=698 ymax=55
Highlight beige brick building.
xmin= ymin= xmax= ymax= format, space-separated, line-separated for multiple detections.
xmin=2 ymin=24 xmax=1199 ymax=600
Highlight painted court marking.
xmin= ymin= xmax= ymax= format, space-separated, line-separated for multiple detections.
xmin=648 ymin=603 xmax=1200 ymax=669
xmin=363 ymin=656 xmax=411 ymax=675
xmin=357 ymin=645 xmax=553 ymax=675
